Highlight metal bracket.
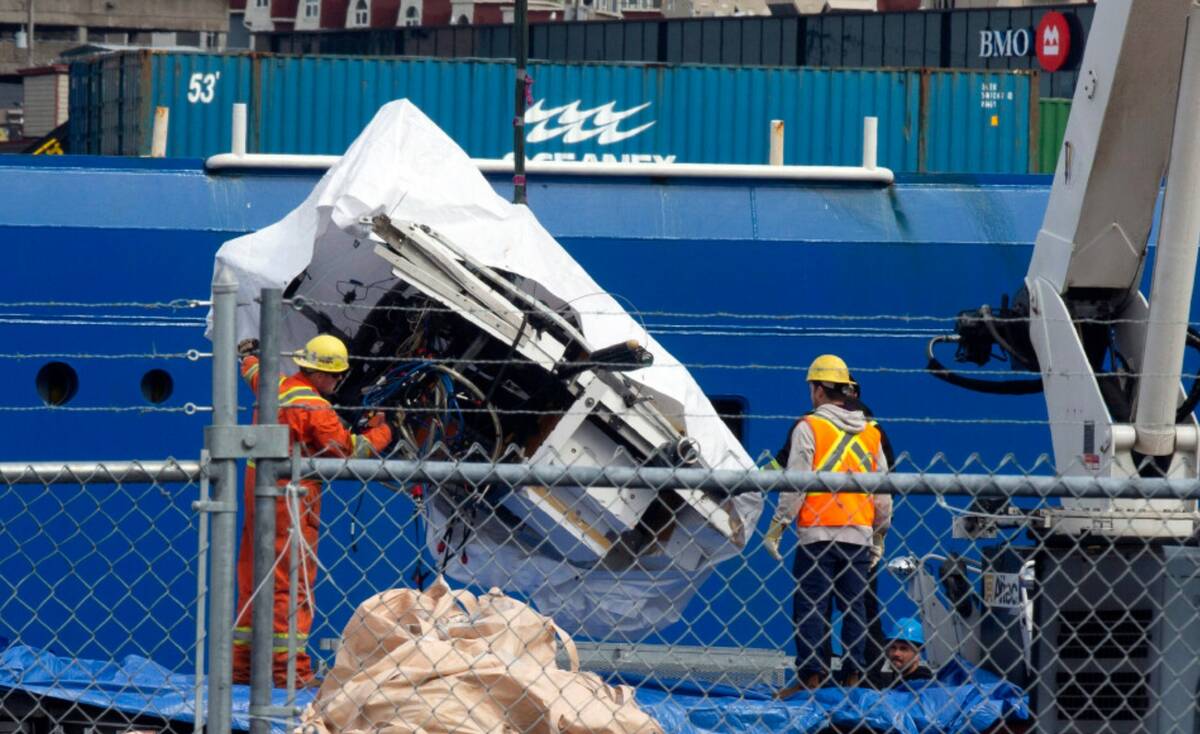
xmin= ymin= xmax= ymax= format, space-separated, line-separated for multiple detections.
xmin=248 ymin=705 xmax=303 ymax=720
xmin=193 ymin=500 xmax=238 ymax=514
xmin=952 ymin=515 xmax=998 ymax=540
xmin=194 ymin=448 xmax=237 ymax=513
xmin=204 ymin=425 xmax=290 ymax=460
xmin=255 ymin=481 xmax=308 ymax=499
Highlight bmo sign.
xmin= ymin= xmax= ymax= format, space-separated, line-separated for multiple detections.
xmin=979 ymin=11 xmax=1073 ymax=72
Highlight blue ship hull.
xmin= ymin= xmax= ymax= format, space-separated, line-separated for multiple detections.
xmin=0 ymin=156 xmax=1097 ymax=674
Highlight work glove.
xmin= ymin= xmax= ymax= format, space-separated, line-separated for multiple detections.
xmin=869 ymin=531 xmax=886 ymax=569
xmin=237 ymin=338 xmax=259 ymax=357
xmin=764 ymin=518 xmax=788 ymax=562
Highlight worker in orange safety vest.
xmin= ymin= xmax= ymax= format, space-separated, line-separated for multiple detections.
xmin=765 ymin=354 xmax=891 ymax=694
xmin=231 ymin=334 xmax=392 ymax=688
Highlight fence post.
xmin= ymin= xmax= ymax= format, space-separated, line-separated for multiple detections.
xmin=250 ymin=288 xmax=283 ymax=734
xmin=206 ymin=265 xmax=239 ymax=734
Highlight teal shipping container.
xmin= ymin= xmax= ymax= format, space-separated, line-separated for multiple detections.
xmin=68 ymin=51 xmax=1037 ymax=174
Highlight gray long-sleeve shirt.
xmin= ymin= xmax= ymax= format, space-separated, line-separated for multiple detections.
xmin=773 ymin=403 xmax=892 ymax=546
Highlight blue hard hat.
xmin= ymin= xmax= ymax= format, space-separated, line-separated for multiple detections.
xmin=886 ymin=617 xmax=924 ymax=646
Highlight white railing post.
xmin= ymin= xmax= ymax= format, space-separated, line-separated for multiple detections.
xmin=232 ymin=103 xmax=248 ymax=157
xmin=769 ymin=119 xmax=784 ymax=166
xmin=862 ymin=116 xmax=878 ymax=171
xmin=150 ymin=106 xmax=169 ymax=158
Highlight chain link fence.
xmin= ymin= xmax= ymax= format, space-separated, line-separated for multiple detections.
xmin=4 ymin=284 xmax=1200 ymax=734
xmin=0 ymin=461 xmax=207 ymax=733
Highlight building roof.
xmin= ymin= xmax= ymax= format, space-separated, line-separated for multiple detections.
xmin=58 ymin=43 xmax=205 ymax=59
xmin=17 ymin=64 xmax=70 ymax=77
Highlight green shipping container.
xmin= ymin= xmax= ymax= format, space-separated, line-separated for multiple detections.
xmin=1038 ymin=98 xmax=1071 ymax=174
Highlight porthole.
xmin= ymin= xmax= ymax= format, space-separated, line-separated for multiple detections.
xmin=36 ymin=362 xmax=79 ymax=406
xmin=140 ymin=369 xmax=174 ymax=404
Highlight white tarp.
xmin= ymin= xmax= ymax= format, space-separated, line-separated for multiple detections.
xmin=206 ymin=100 xmax=761 ymax=635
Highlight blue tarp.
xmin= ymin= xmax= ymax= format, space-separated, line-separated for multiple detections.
xmin=0 ymin=645 xmax=316 ymax=731
xmin=0 ymin=645 xmax=1029 ymax=734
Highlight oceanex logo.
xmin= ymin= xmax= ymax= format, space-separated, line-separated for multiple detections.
xmin=508 ymin=99 xmax=676 ymax=163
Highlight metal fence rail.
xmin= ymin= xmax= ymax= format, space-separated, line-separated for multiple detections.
xmin=306 ymin=457 xmax=1200 ymax=499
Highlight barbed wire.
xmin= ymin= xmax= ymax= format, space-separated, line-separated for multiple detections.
xmin=0 ymin=300 xmax=208 ymax=309
xmin=0 ymin=404 xmax=209 ymax=414
xmin=11 ymin=298 xmax=1200 ymax=335
xmin=7 ymin=343 xmax=1200 ymax=381
xmin=5 ymin=342 xmax=1200 ymax=382
xmin=233 ymin=350 xmax=1200 ymax=379
xmin=0 ymin=316 xmax=206 ymax=329
xmin=0 ymin=352 xmax=204 ymax=361
xmin=0 ymin=312 xmax=205 ymax=323
xmin=8 ymin=297 xmax=1200 ymax=330
xmin=642 ymin=328 xmax=941 ymax=339
xmin=285 ymin=296 xmax=1200 ymax=327
xmin=269 ymin=402 xmax=1099 ymax=426
xmin=0 ymin=391 xmax=1175 ymax=428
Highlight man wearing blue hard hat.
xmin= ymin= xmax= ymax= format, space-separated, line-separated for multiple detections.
xmin=884 ymin=617 xmax=934 ymax=689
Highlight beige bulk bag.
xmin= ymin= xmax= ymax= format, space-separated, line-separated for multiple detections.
xmin=299 ymin=581 xmax=663 ymax=734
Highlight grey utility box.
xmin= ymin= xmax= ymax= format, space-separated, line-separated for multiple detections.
xmin=1034 ymin=543 xmax=1200 ymax=733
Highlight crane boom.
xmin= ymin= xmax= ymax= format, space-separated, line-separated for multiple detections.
xmin=933 ymin=0 xmax=1200 ymax=537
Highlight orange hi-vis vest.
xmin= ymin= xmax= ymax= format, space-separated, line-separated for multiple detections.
xmin=798 ymin=414 xmax=882 ymax=529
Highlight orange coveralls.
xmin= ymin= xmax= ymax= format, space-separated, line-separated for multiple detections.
xmin=232 ymin=355 xmax=391 ymax=687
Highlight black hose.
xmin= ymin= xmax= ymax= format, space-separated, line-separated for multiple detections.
xmin=926 ymin=336 xmax=1044 ymax=395
xmin=483 ymin=313 xmax=527 ymax=407
xmin=979 ymin=304 xmax=1036 ymax=370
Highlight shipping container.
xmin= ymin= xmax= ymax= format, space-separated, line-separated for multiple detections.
xmin=1037 ymin=97 xmax=1069 ymax=174
xmin=68 ymin=51 xmax=1035 ymax=173
xmin=921 ymin=69 xmax=1035 ymax=175
xmin=257 ymin=58 xmax=924 ymax=167
xmin=68 ymin=51 xmax=257 ymax=158
xmin=266 ymin=4 xmax=1092 ymax=98
xmin=68 ymin=52 xmax=145 ymax=156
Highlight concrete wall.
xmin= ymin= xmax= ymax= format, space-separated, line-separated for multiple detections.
xmin=0 ymin=1 xmax=227 ymax=31
xmin=0 ymin=38 xmax=79 ymax=73
xmin=0 ymin=1 xmax=227 ymax=74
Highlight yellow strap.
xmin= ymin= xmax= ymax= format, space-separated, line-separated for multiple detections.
xmin=233 ymin=627 xmax=308 ymax=645
xmin=811 ymin=423 xmax=847 ymax=471
xmin=280 ymin=386 xmax=320 ymax=401
xmin=844 ymin=437 xmax=875 ymax=472
xmin=805 ymin=420 xmax=876 ymax=495
xmin=279 ymin=386 xmax=325 ymax=407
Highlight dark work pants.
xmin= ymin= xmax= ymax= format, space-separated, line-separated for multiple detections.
xmin=793 ymin=540 xmax=872 ymax=679
xmin=862 ymin=564 xmax=886 ymax=680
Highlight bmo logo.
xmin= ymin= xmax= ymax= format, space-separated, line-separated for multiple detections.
xmin=1036 ymin=12 xmax=1071 ymax=72
xmin=979 ymin=28 xmax=1030 ymax=60
xmin=978 ymin=11 xmax=1073 ymax=72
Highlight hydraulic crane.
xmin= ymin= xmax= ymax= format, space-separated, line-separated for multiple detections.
xmin=931 ymin=0 xmax=1200 ymax=522
xmin=911 ymin=1 xmax=1200 ymax=729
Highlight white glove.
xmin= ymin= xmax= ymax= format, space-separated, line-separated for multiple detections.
xmin=764 ymin=519 xmax=788 ymax=562
xmin=869 ymin=531 xmax=886 ymax=569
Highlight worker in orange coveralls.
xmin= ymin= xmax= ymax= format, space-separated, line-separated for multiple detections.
xmin=231 ymin=334 xmax=392 ymax=688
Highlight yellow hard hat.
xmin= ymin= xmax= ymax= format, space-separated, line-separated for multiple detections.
xmin=807 ymin=354 xmax=851 ymax=385
xmin=293 ymin=334 xmax=350 ymax=373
